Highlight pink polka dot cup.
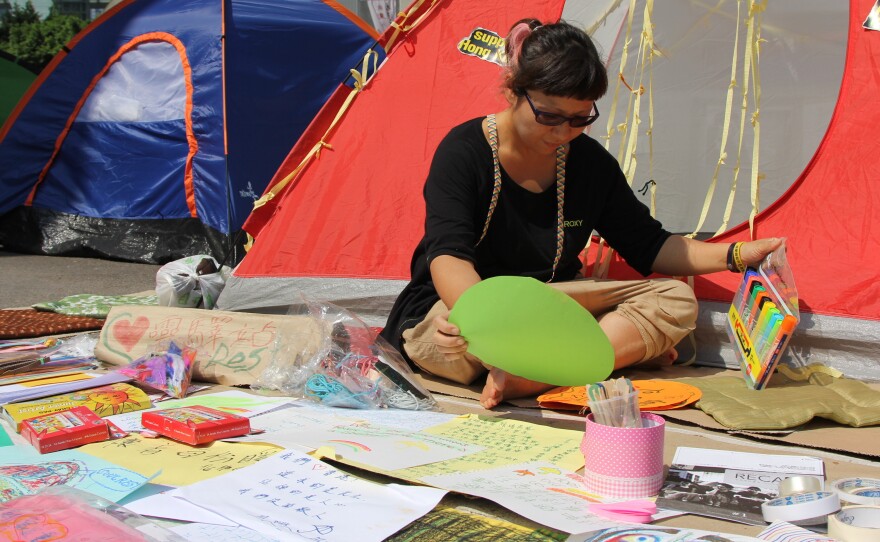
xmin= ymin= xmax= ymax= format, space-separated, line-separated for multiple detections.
xmin=581 ymin=412 xmax=666 ymax=499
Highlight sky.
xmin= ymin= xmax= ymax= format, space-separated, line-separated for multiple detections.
xmin=11 ymin=0 xmax=53 ymax=17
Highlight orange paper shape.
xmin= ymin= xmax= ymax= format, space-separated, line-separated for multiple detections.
xmin=537 ymin=380 xmax=702 ymax=411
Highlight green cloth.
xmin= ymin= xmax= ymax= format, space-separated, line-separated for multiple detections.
xmin=676 ymin=373 xmax=880 ymax=430
xmin=33 ymin=293 xmax=158 ymax=319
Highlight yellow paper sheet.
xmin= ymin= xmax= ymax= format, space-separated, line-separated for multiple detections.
xmin=397 ymin=414 xmax=584 ymax=480
xmin=19 ymin=373 xmax=91 ymax=387
xmin=79 ymin=433 xmax=281 ymax=486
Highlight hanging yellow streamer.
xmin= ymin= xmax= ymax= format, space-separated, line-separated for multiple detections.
xmin=688 ymin=0 xmax=742 ymax=239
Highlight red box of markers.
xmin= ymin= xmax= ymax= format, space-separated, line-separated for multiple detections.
xmin=20 ymin=406 xmax=111 ymax=453
xmin=141 ymin=405 xmax=250 ymax=445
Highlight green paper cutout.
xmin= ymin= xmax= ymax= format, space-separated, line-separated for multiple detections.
xmin=448 ymin=276 xmax=614 ymax=386
xmin=0 ymin=425 xmax=11 ymax=447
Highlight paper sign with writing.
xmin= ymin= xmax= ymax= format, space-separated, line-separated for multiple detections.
xmin=173 ymin=448 xmax=447 ymax=542
xmin=228 ymin=403 xmax=480 ymax=471
xmin=421 ymin=462 xmax=620 ymax=534
xmin=79 ymin=432 xmax=281 ymax=486
xmin=96 ymin=306 xmax=323 ymax=386
xmin=0 ymin=446 xmax=150 ymax=503
xmin=396 ymin=414 xmax=584 ymax=481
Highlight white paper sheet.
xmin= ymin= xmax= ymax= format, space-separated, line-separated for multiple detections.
xmin=172 ymin=522 xmax=281 ymax=542
xmin=422 ymin=461 xmax=678 ymax=534
xmin=124 ymin=492 xmax=238 ymax=526
xmin=0 ymin=371 xmax=129 ymax=404
xmin=671 ymin=447 xmax=825 ymax=476
xmin=172 ymin=448 xmax=447 ymax=542
xmin=230 ymin=404 xmax=479 ymax=470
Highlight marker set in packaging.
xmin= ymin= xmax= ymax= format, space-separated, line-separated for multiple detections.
xmin=726 ymin=241 xmax=799 ymax=390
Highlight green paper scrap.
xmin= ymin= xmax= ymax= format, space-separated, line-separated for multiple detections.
xmin=0 ymin=425 xmax=11 ymax=447
xmin=448 ymin=276 xmax=614 ymax=386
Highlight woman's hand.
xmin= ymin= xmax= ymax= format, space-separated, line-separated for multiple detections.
xmin=739 ymin=237 xmax=783 ymax=268
xmin=432 ymin=312 xmax=469 ymax=362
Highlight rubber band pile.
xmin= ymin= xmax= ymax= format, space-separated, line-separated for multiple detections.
xmin=305 ymin=340 xmax=435 ymax=411
xmin=256 ymin=300 xmax=438 ymax=411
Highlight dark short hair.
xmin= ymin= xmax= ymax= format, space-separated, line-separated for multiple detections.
xmin=505 ymin=19 xmax=608 ymax=101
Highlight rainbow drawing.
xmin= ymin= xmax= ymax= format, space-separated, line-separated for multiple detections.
xmin=327 ymin=440 xmax=372 ymax=453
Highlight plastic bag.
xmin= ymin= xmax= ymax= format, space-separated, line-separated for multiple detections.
xmin=116 ymin=339 xmax=196 ymax=398
xmin=155 ymin=255 xmax=230 ymax=309
xmin=0 ymin=486 xmax=186 ymax=541
xmin=726 ymin=239 xmax=800 ymax=390
xmin=254 ymin=297 xmax=438 ymax=410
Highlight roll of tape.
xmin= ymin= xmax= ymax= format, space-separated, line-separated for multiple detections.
xmin=827 ymin=506 xmax=880 ymax=541
xmin=761 ymin=491 xmax=840 ymax=523
xmin=833 ymin=477 xmax=880 ymax=506
xmin=779 ymin=475 xmax=823 ymax=496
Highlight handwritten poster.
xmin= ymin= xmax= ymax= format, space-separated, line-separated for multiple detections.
xmin=79 ymin=432 xmax=280 ymax=486
xmin=96 ymin=306 xmax=323 ymax=386
xmin=396 ymin=414 xmax=584 ymax=481
xmin=0 ymin=446 xmax=150 ymax=503
xmin=229 ymin=403 xmax=477 ymax=470
xmin=421 ymin=462 xmax=615 ymax=533
xmin=173 ymin=449 xmax=447 ymax=542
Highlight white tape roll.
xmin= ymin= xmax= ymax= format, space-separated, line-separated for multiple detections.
xmin=779 ymin=475 xmax=823 ymax=496
xmin=827 ymin=506 xmax=880 ymax=541
xmin=761 ymin=491 xmax=840 ymax=523
xmin=833 ymin=477 xmax=880 ymax=506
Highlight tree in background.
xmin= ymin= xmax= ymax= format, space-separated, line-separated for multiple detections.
xmin=0 ymin=1 xmax=85 ymax=70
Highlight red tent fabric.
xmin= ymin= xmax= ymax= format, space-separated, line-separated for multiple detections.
xmin=236 ymin=0 xmax=565 ymax=279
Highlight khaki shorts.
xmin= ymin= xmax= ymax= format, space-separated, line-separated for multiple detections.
xmin=401 ymin=278 xmax=698 ymax=385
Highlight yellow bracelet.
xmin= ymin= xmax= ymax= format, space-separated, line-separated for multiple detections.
xmin=732 ymin=242 xmax=746 ymax=273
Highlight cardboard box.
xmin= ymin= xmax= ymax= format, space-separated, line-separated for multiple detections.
xmin=141 ymin=405 xmax=250 ymax=445
xmin=20 ymin=406 xmax=110 ymax=453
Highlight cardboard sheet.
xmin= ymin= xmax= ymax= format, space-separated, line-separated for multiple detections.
xmin=418 ymin=367 xmax=880 ymax=459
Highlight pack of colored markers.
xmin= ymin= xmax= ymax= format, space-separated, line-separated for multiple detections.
xmin=726 ymin=241 xmax=799 ymax=390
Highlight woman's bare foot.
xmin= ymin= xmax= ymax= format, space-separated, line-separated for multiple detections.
xmin=480 ymin=367 xmax=555 ymax=409
xmin=639 ymin=346 xmax=679 ymax=368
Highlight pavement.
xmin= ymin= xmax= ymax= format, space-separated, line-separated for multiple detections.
xmin=0 ymin=250 xmax=161 ymax=309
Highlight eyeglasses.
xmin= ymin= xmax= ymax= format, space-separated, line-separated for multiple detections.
xmin=522 ymin=91 xmax=600 ymax=128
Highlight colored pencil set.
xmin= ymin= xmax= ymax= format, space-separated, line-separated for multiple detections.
xmin=726 ymin=243 xmax=800 ymax=390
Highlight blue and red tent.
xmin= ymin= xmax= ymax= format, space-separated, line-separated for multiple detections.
xmin=0 ymin=0 xmax=379 ymax=263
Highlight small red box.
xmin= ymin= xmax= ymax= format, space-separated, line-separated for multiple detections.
xmin=20 ymin=406 xmax=110 ymax=453
xmin=141 ymin=405 xmax=251 ymax=445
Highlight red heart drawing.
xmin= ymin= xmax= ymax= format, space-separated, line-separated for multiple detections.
xmin=112 ymin=316 xmax=149 ymax=352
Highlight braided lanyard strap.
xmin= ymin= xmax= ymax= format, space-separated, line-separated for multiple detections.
xmin=479 ymin=114 xmax=567 ymax=281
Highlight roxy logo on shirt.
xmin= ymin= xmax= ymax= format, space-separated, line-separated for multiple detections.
xmin=563 ymin=220 xmax=584 ymax=228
